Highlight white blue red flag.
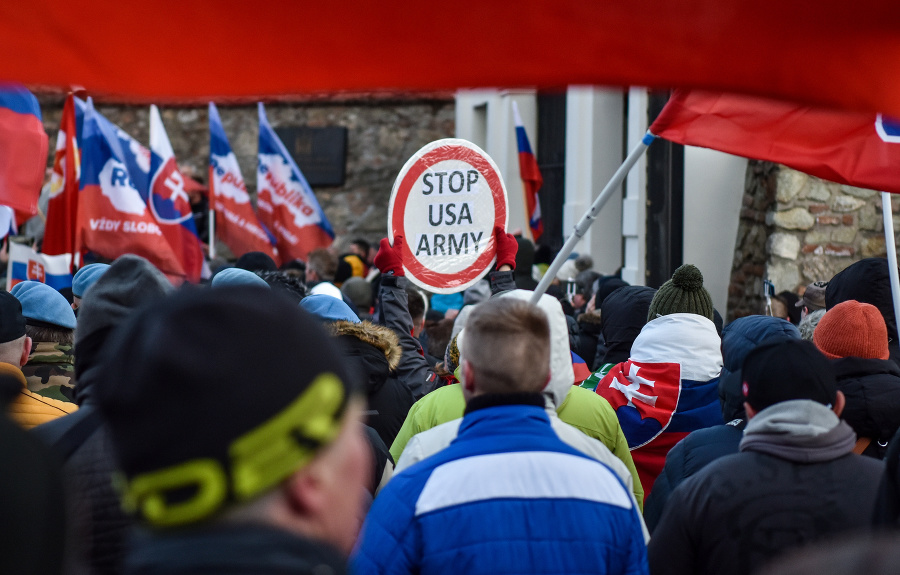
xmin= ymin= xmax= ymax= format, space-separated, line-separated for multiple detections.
xmin=208 ymin=103 xmax=279 ymax=263
xmin=597 ymin=357 xmax=722 ymax=494
xmin=257 ymin=103 xmax=334 ymax=262
xmin=149 ymin=105 xmax=205 ymax=283
xmin=0 ymin=84 xmax=47 ymax=218
xmin=6 ymin=242 xmax=72 ymax=292
xmin=44 ymin=94 xmax=80 ymax=271
xmin=512 ymin=102 xmax=543 ymax=242
xmin=77 ymin=98 xmax=184 ymax=278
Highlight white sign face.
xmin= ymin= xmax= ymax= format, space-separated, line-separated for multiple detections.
xmin=388 ymin=139 xmax=509 ymax=294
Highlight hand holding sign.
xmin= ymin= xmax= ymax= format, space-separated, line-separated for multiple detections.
xmin=494 ymin=226 xmax=517 ymax=271
xmin=374 ymin=236 xmax=404 ymax=276
xmin=388 ymin=139 xmax=509 ymax=294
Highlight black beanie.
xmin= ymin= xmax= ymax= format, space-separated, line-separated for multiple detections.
xmin=742 ymin=339 xmax=837 ymax=411
xmin=235 ymin=251 xmax=278 ymax=273
xmin=647 ymin=264 xmax=714 ymax=322
xmin=94 ymin=287 xmax=359 ymax=528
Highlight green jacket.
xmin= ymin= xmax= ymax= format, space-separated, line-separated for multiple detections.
xmin=389 ymin=383 xmax=644 ymax=509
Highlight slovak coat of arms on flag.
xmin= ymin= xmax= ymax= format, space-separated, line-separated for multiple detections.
xmin=27 ymin=259 xmax=45 ymax=283
xmin=597 ymin=359 xmax=682 ymax=449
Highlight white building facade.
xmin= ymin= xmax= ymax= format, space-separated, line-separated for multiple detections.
xmin=456 ymin=87 xmax=746 ymax=316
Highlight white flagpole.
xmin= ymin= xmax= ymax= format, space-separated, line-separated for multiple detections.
xmin=529 ymin=132 xmax=656 ymax=304
xmin=880 ymin=191 xmax=900 ymax=334
xmin=208 ymin=206 xmax=216 ymax=260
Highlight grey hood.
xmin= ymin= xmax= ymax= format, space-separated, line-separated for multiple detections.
xmin=74 ymin=255 xmax=174 ymax=402
xmin=739 ymin=399 xmax=856 ymax=463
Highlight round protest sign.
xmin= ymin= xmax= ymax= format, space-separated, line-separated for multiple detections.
xmin=388 ymin=138 xmax=508 ymax=294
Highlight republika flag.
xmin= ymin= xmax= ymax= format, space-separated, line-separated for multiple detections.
xmin=149 ymin=105 xmax=204 ymax=283
xmin=44 ymin=94 xmax=79 ymax=270
xmin=0 ymin=84 xmax=47 ymax=217
xmin=257 ymin=103 xmax=334 ymax=262
xmin=208 ymin=103 xmax=279 ymax=263
xmin=512 ymin=102 xmax=543 ymax=242
xmin=650 ymin=89 xmax=900 ymax=193
xmin=78 ymin=98 xmax=184 ymax=277
xmin=6 ymin=242 xmax=72 ymax=292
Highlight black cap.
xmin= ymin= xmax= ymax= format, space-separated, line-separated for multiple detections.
xmin=94 ymin=287 xmax=360 ymax=528
xmin=235 ymin=251 xmax=278 ymax=273
xmin=0 ymin=292 xmax=26 ymax=344
xmin=742 ymin=339 xmax=837 ymax=411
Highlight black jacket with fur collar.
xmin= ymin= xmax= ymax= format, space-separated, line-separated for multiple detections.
xmin=329 ymin=320 xmax=414 ymax=448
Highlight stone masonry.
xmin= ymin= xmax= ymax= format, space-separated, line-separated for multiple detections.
xmin=728 ymin=160 xmax=895 ymax=320
xmin=37 ymin=93 xmax=455 ymax=253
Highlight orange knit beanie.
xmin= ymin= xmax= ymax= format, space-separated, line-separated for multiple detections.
xmin=814 ymin=300 xmax=889 ymax=360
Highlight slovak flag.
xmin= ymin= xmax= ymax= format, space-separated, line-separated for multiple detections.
xmin=43 ymin=93 xmax=79 ymax=271
xmin=650 ymin=89 xmax=900 ymax=193
xmin=0 ymin=84 xmax=48 ymax=218
xmin=512 ymin=101 xmax=543 ymax=242
xmin=208 ymin=103 xmax=279 ymax=263
xmin=149 ymin=105 xmax=205 ymax=283
xmin=257 ymin=103 xmax=334 ymax=262
xmin=6 ymin=242 xmax=72 ymax=292
xmin=77 ymin=98 xmax=184 ymax=278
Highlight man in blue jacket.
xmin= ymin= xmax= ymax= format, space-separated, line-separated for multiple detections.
xmin=353 ymin=297 xmax=648 ymax=575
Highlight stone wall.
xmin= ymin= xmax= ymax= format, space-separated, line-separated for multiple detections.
xmin=728 ymin=160 xmax=895 ymax=319
xmin=727 ymin=160 xmax=778 ymax=320
xmin=37 ymin=94 xmax=455 ymax=252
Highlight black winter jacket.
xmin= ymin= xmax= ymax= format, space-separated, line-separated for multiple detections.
xmin=330 ymin=321 xmax=414 ymax=449
xmin=124 ymin=524 xmax=347 ymax=575
xmin=832 ymin=356 xmax=900 ymax=459
xmin=643 ymin=419 xmax=745 ymax=532
xmin=33 ymin=404 xmax=129 ymax=575
xmin=649 ymin=401 xmax=883 ymax=575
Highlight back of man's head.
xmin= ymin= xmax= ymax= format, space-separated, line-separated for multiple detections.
xmin=406 ymin=285 xmax=426 ymax=325
xmin=94 ymin=287 xmax=366 ymax=553
xmin=307 ymin=249 xmax=337 ymax=282
xmin=742 ymin=339 xmax=838 ymax=413
xmin=463 ymin=298 xmax=550 ymax=395
xmin=0 ymin=292 xmax=28 ymax=367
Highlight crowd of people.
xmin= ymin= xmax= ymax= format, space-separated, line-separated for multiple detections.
xmin=4 ymin=227 xmax=900 ymax=575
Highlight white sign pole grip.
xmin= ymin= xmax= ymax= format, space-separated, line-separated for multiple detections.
xmin=529 ymin=132 xmax=655 ymax=305
xmin=881 ymin=191 xmax=900 ymax=337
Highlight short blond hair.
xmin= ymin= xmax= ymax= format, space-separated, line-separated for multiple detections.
xmin=463 ymin=298 xmax=550 ymax=394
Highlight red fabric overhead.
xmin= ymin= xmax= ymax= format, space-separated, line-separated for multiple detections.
xmin=651 ymin=90 xmax=900 ymax=194
xmin=1 ymin=1 xmax=899 ymax=115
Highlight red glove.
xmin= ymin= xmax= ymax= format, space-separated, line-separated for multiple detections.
xmin=374 ymin=236 xmax=405 ymax=276
xmin=494 ymin=226 xmax=517 ymax=270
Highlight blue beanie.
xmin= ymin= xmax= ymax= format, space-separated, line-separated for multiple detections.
xmin=73 ymin=264 xmax=110 ymax=298
xmin=211 ymin=268 xmax=270 ymax=289
xmin=299 ymin=294 xmax=360 ymax=324
xmin=13 ymin=281 xmax=77 ymax=329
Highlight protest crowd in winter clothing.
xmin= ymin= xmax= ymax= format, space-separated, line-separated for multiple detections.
xmin=8 ymin=229 xmax=900 ymax=574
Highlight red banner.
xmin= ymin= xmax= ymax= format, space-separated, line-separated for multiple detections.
xmin=651 ymin=89 xmax=900 ymax=193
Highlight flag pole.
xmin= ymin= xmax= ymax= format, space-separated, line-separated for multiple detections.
xmin=881 ymin=191 xmax=900 ymax=335
xmin=529 ymin=132 xmax=656 ymax=304
xmin=208 ymin=207 xmax=216 ymax=260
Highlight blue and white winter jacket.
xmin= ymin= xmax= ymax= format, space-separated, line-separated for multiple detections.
xmin=353 ymin=398 xmax=649 ymax=575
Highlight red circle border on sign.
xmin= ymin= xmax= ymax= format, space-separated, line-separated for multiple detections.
xmin=391 ymin=144 xmax=507 ymax=290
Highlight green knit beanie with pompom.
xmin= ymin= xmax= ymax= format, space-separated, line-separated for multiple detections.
xmin=647 ymin=264 xmax=714 ymax=322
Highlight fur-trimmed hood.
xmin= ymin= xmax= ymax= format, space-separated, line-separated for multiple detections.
xmin=328 ymin=320 xmax=402 ymax=372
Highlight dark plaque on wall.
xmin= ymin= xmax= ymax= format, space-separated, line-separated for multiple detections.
xmin=274 ymin=126 xmax=347 ymax=187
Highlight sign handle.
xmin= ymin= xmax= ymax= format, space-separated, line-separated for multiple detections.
xmin=881 ymin=191 xmax=900 ymax=336
xmin=529 ymin=132 xmax=655 ymax=304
